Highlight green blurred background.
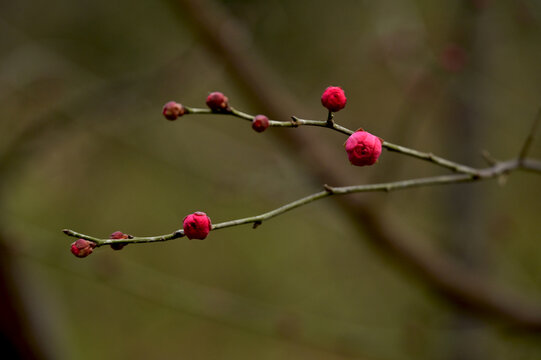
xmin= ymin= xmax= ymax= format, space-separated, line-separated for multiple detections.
xmin=1 ymin=0 xmax=541 ymax=359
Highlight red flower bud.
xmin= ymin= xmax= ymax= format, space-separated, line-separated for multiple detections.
xmin=109 ymin=231 xmax=130 ymax=251
xmin=206 ymin=92 xmax=229 ymax=112
xmin=70 ymin=239 xmax=96 ymax=258
xmin=252 ymin=114 xmax=269 ymax=133
xmin=345 ymin=130 xmax=383 ymax=166
xmin=162 ymin=101 xmax=186 ymax=120
xmin=321 ymin=86 xmax=347 ymax=112
xmin=183 ymin=211 xmax=212 ymax=240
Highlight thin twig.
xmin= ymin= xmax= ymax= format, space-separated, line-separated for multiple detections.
xmin=519 ymin=107 xmax=541 ymax=164
xmin=63 ymin=229 xmax=183 ymax=247
xmin=63 ymin=157 xmax=534 ymax=247
xmin=184 ymin=106 xmax=479 ymax=175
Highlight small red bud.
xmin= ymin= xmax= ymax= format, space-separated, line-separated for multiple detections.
xmin=206 ymin=92 xmax=229 ymax=112
xmin=183 ymin=211 xmax=212 ymax=240
xmin=109 ymin=231 xmax=129 ymax=250
xmin=70 ymin=239 xmax=96 ymax=258
xmin=345 ymin=130 xmax=383 ymax=166
xmin=162 ymin=101 xmax=186 ymax=120
xmin=321 ymin=86 xmax=347 ymax=112
xmin=252 ymin=114 xmax=269 ymax=133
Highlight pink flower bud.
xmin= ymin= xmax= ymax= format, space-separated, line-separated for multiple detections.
xmin=321 ymin=86 xmax=347 ymax=112
xmin=183 ymin=211 xmax=212 ymax=240
xmin=206 ymin=92 xmax=229 ymax=112
xmin=252 ymin=114 xmax=269 ymax=133
xmin=162 ymin=101 xmax=186 ymax=120
xmin=345 ymin=130 xmax=383 ymax=166
xmin=70 ymin=239 xmax=96 ymax=258
xmin=109 ymin=231 xmax=130 ymax=251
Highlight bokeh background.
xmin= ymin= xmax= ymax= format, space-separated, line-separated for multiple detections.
xmin=1 ymin=0 xmax=541 ymax=359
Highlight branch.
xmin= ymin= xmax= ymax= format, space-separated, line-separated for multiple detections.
xmin=61 ymin=0 xmax=541 ymax=331
xmin=62 ymin=157 xmax=536 ymax=248
xmin=519 ymin=107 xmax=541 ymax=164
xmin=185 ymin=106 xmax=479 ymax=175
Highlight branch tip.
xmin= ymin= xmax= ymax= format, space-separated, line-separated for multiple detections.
xmin=519 ymin=107 xmax=541 ymax=163
xmin=481 ymin=150 xmax=498 ymax=166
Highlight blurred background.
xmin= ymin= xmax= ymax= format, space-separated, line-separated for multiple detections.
xmin=1 ymin=0 xmax=541 ymax=359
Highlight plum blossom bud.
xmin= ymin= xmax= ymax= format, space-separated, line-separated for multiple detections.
xmin=206 ymin=92 xmax=229 ymax=112
xmin=70 ymin=239 xmax=96 ymax=258
xmin=109 ymin=231 xmax=130 ymax=251
xmin=321 ymin=86 xmax=347 ymax=112
xmin=183 ymin=211 xmax=212 ymax=240
xmin=345 ymin=130 xmax=383 ymax=166
xmin=252 ymin=114 xmax=269 ymax=133
xmin=162 ymin=101 xmax=186 ymax=120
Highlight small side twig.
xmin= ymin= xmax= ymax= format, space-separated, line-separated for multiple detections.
xmin=519 ymin=107 xmax=541 ymax=164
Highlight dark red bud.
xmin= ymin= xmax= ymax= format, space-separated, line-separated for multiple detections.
xmin=162 ymin=101 xmax=186 ymax=120
xmin=252 ymin=114 xmax=270 ymax=133
xmin=206 ymin=92 xmax=230 ymax=112
xmin=70 ymin=239 xmax=96 ymax=258
xmin=109 ymin=231 xmax=129 ymax=250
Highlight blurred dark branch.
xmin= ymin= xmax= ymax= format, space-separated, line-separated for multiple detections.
xmin=0 ymin=235 xmax=48 ymax=360
xmin=171 ymin=0 xmax=541 ymax=331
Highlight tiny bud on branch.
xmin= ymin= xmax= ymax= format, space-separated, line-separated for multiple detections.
xmin=162 ymin=101 xmax=186 ymax=120
xmin=70 ymin=239 xmax=96 ymax=258
xmin=321 ymin=86 xmax=347 ymax=112
xmin=183 ymin=211 xmax=212 ymax=240
xmin=252 ymin=114 xmax=270 ymax=133
xmin=206 ymin=92 xmax=230 ymax=112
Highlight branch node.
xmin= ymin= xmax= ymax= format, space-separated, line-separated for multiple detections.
xmin=323 ymin=184 xmax=335 ymax=194
xmin=290 ymin=116 xmax=299 ymax=127
xmin=326 ymin=110 xmax=334 ymax=127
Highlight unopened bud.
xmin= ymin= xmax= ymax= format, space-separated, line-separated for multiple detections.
xmin=109 ymin=231 xmax=130 ymax=251
xmin=252 ymin=114 xmax=269 ymax=133
xmin=183 ymin=211 xmax=212 ymax=240
xmin=206 ymin=92 xmax=230 ymax=112
xmin=321 ymin=86 xmax=347 ymax=112
xmin=162 ymin=101 xmax=186 ymax=120
xmin=344 ymin=130 xmax=383 ymax=166
xmin=70 ymin=239 xmax=96 ymax=258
